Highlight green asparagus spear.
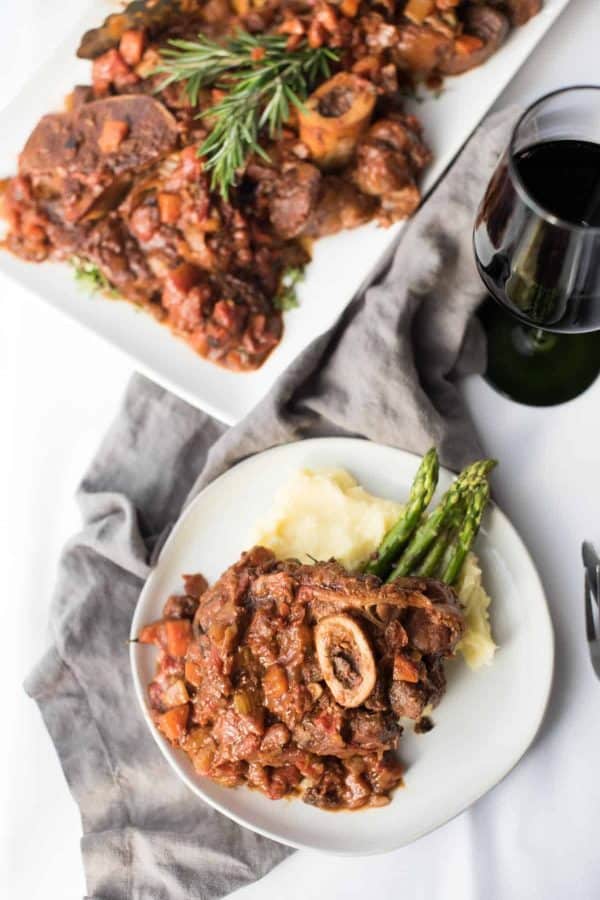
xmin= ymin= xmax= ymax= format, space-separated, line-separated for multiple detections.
xmin=414 ymin=502 xmax=464 ymax=577
xmin=435 ymin=495 xmax=479 ymax=581
xmin=364 ymin=448 xmax=439 ymax=578
xmin=386 ymin=459 xmax=496 ymax=582
xmin=414 ymin=527 xmax=452 ymax=578
xmin=441 ymin=480 xmax=490 ymax=585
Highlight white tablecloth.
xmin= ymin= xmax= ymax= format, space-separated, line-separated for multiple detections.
xmin=1 ymin=2 xmax=599 ymax=898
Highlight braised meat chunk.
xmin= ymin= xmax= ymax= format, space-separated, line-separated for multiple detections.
xmin=139 ymin=547 xmax=465 ymax=810
xmin=439 ymin=6 xmax=510 ymax=76
xmin=352 ymin=116 xmax=431 ymax=224
xmin=20 ymin=96 xmax=179 ymax=180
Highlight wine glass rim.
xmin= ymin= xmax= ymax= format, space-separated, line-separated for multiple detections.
xmin=508 ymin=84 xmax=600 ymax=235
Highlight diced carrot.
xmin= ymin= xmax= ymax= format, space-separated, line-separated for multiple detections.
xmin=157 ymin=191 xmax=182 ymax=224
xmin=339 ymin=0 xmax=359 ymax=17
xmin=119 ymin=29 xmax=146 ymax=67
xmin=138 ymin=621 xmax=166 ymax=648
xmin=285 ymin=34 xmax=303 ymax=51
xmin=198 ymin=217 xmax=219 ymax=233
xmin=315 ymin=3 xmax=338 ymax=31
xmin=403 ymin=0 xmax=435 ymax=24
xmin=307 ymin=19 xmax=325 ymax=48
xmin=278 ymin=16 xmax=304 ymax=36
xmin=165 ymin=618 xmax=192 ymax=657
xmin=98 ymin=119 xmax=129 ymax=154
xmin=157 ymin=703 xmax=189 ymax=742
xmin=393 ymin=654 xmax=421 ymax=684
xmin=454 ymin=35 xmax=485 ymax=55
xmin=184 ymin=659 xmax=204 ymax=687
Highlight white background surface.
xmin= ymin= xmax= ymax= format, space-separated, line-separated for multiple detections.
xmin=1 ymin=1 xmax=600 ymax=898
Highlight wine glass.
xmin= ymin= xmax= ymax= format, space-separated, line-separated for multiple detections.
xmin=473 ymin=86 xmax=600 ymax=406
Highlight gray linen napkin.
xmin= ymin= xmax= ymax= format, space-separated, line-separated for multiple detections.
xmin=25 ymin=107 xmax=516 ymax=900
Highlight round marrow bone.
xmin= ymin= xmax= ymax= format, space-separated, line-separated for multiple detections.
xmin=314 ymin=614 xmax=376 ymax=708
xmin=298 ymin=73 xmax=377 ymax=170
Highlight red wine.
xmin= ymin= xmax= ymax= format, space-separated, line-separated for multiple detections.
xmin=474 ymin=139 xmax=600 ymax=332
xmin=514 ymin=140 xmax=600 ymax=228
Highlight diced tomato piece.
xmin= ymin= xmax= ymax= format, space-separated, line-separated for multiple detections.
xmin=21 ymin=216 xmax=46 ymax=241
xmin=212 ymin=299 xmax=244 ymax=332
xmin=138 ymin=621 xmax=166 ymax=648
xmin=163 ymin=262 xmax=202 ymax=299
xmin=148 ymin=681 xmax=164 ymax=710
xmin=165 ymin=618 xmax=192 ymax=657
xmin=119 ymin=29 xmax=146 ymax=67
xmin=98 ymin=119 xmax=129 ymax=154
xmin=180 ymin=146 xmax=203 ymax=181
xmin=130 ymin=203 xmax=159 ymax=242
xmin=157 ymin=191 xmax=182 ymax=224
xmin=182 ymin=573 xmax=208 ymax=598
xmin=157 ymin=703 xmax=189 ymax=742
xmin=92 ymin=49 xmax=137 ymax=94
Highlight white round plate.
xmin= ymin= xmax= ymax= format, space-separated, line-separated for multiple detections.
xmin=130 ymin=438 xmax=554 ymax=856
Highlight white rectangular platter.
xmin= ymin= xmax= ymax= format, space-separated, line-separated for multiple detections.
xmin=0 ymin=0 xmax=571 ymax=424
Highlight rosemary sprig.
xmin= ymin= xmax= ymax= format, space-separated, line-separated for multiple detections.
xmin=156 ymin=32 xmax=337 ymax=197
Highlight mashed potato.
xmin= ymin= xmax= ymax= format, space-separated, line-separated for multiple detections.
xmin=252 ymin=467 xmax=496 ymax=671
xmin=455 ymin=552 xmax=496 ymax=669
xmin=252 ymin=468 xmax=403 ymax=571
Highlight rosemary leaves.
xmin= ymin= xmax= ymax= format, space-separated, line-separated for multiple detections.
xmin=156 ymin=32 xmax=337 ymax=197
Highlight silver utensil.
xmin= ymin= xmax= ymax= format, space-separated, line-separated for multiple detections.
xmin=582 ymin=541 xmax=600 ymax=678
xmin=582 ymin=541 xmax=600 ymax=599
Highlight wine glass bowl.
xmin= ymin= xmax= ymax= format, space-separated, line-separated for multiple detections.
xmin=473 ymin=86 xmax=600 ymax=405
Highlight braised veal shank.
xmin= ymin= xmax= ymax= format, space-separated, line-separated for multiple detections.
xmin=140 ymin=546 xmax=464 ymax=810
xmin=1 ymin=0 xmax=541 ymax=372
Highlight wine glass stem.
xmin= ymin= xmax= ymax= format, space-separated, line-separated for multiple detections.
xmin=516 ymin=325 xmax=558 ymax=355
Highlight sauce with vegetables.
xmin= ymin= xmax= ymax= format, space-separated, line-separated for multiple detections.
xmin=139 ymin=546 xmax=464 ymax=810
xmin=1 ymin=0 xmax=541 ymax=371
